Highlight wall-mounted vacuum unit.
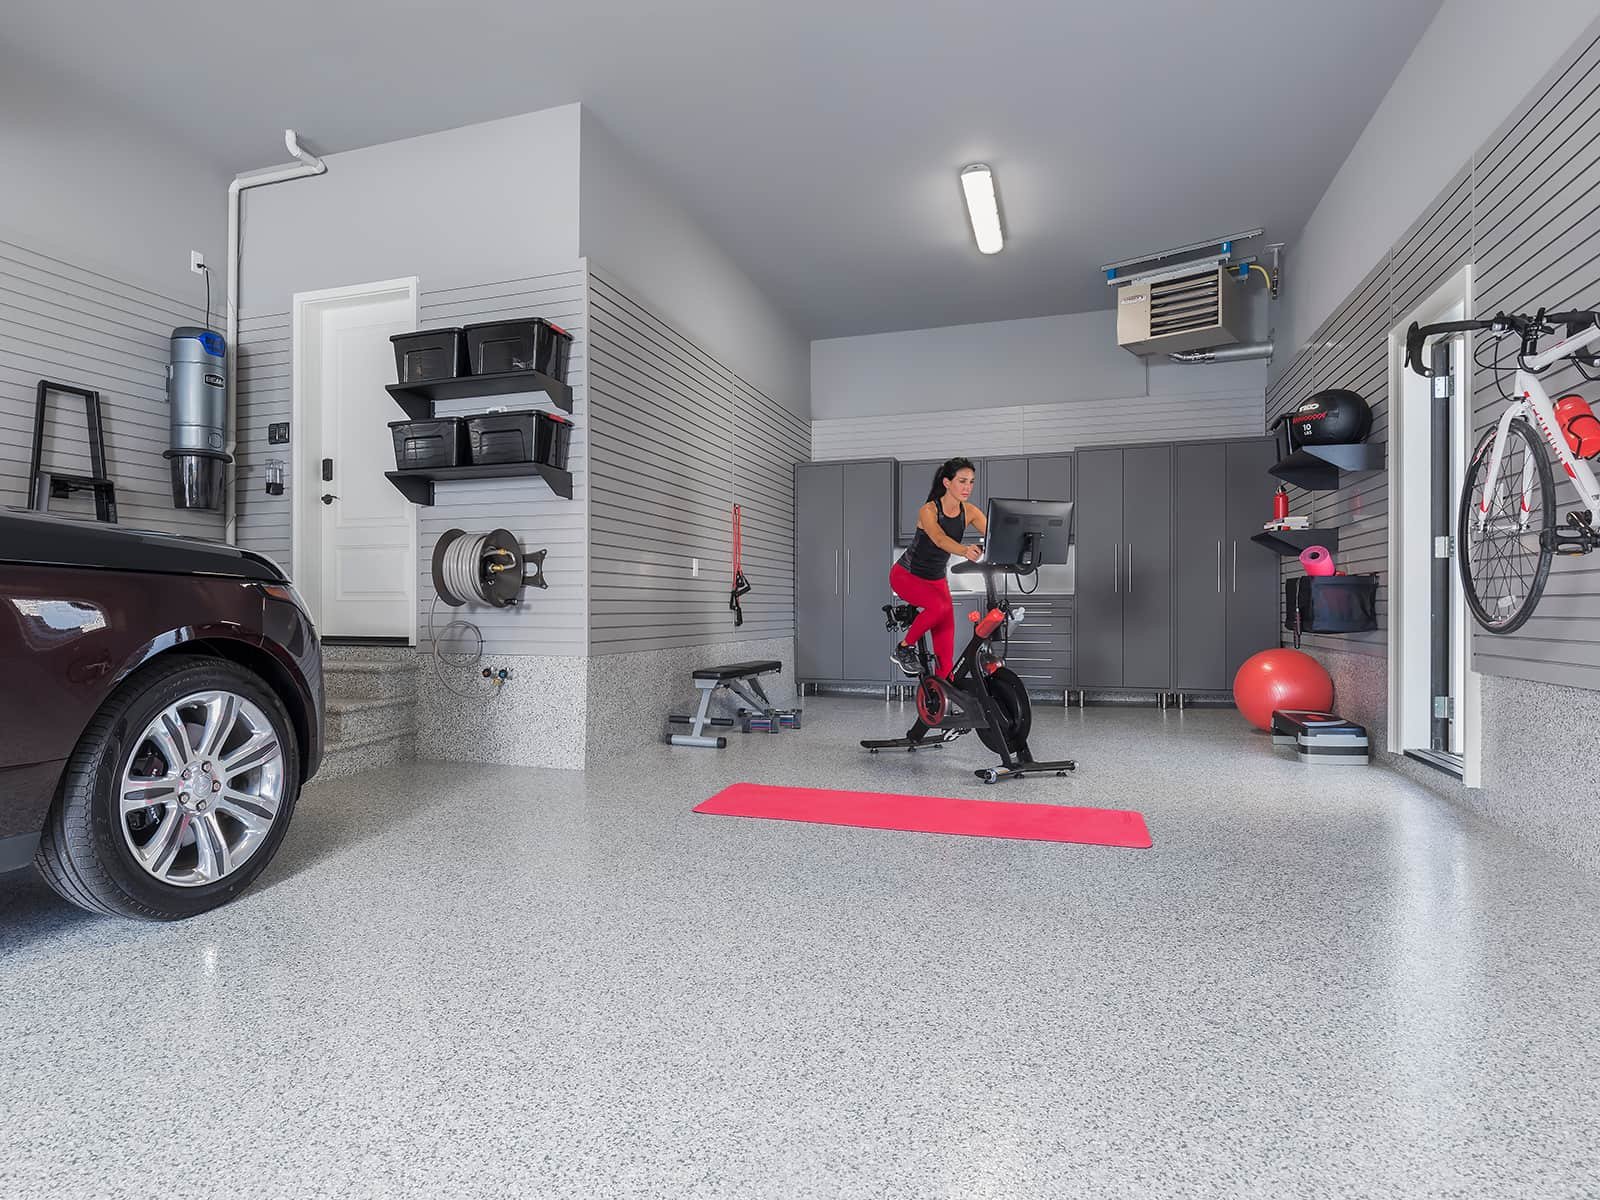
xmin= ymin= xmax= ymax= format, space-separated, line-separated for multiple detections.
xmin=1103 ymin=231 xmax=1281 ymax=363
xmin=165 ymin=326 xmax=230 ymax=510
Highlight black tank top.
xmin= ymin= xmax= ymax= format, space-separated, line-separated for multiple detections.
xmin=898 ymin=502 xmax=965 ymax=580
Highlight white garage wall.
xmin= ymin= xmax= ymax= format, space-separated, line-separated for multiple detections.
xmin=578 ymin=110 xmax=810 ymax=418
xmin=1276 ymin=0 xmax=1600 ymax=378
xmin=0 ymin=42 xmax=228 ymax=538
xmin=810 ymin=308 xmax=1269 ymax=457
xmin=0 ymin=41 xmax=226 ymax=299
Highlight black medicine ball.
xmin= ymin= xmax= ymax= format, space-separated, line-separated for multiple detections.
xmin=1289 ymin=389 xmax=1373 ymax=446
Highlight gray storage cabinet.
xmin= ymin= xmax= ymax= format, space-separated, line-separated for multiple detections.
xmin=897 ymin=453 xmax=1073 ymax=544
xmin=1173 ymin=438 xmax=1280 ymax=691
xmin=1074 ymin=445 xmax=1175 ymax=692
xmin=1222 ymin=438 xmax=1281 ymax=682
xmin=796 ymin=459 xmax=896 ymax=687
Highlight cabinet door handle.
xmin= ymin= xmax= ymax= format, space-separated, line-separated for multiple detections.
xmin=1232 ymin=541 xmax=1238 ymax=592
xmin=846 ymin=548 xmax=852 ymax=594
xmin=1113 ymin=543 xmax=1119 ymax=594
xmin=1216 ymin=540 xmax=1223 ymax=593
xmin=1127 ymin=543 xmax=1133 ymax=593
xmin=834 ymin=549 xmax=840 ymax=595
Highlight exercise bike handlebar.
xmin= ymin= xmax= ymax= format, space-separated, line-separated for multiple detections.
xmin=950 ymin=559 xmax=1036 ymax=576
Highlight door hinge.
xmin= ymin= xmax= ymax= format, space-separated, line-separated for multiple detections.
xmin=1432 ymin=375 xmax=1451 ymax=400
xmin=1434 ymin=535 xmax=1454 ymax=560
xmin=1433 ymin=695 xmax=1455 ymax=720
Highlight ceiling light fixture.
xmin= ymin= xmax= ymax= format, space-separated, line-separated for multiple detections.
xmin=960 ymin=163 xmax=1004 ymax=255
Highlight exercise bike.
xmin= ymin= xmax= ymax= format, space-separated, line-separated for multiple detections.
xmin=861 ymin=506 xmax=1076 ymax=784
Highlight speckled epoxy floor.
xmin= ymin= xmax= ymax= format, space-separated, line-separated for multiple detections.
xmin=4 ymin=699 xmax=1600 ymax=1199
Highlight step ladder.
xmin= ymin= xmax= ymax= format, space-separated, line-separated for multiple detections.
xmin=29 ymin=380 xmax=118 ymax=523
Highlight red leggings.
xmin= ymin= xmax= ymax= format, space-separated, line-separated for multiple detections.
xmin=890 ymin=563 xmax=956 ymax=678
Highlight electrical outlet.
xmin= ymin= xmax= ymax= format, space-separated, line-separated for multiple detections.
xmin=691 ymin=558 xmax=700 ymax=577
xmin=189 ymin=251 xmax=207 ymax=275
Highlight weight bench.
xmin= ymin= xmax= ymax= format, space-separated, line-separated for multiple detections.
xmin=667 ymin=660 xmax=798 ymax=748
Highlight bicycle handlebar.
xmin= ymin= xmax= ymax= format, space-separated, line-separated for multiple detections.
xmin=951 ymin=559 xmax=1036 ymax=576
xmin=1405 ymin=308 xmax=1600 ymax=377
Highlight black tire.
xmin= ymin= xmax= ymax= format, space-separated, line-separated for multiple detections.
xmin=977 ymin=667 xmax=1032 ymax=757
xmin=1458 ymin=418 xmax=1555 ymax=634
xmin=34 ymin=656 xmax=302 ymax=920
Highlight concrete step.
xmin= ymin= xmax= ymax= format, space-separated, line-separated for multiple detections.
xmin=327 ymin=695 xmax=416 ymax=747
xmin=316 ymin=728 xmax=415 ymax=781
xmin=323 ymin=659 xmax=421 ymax=701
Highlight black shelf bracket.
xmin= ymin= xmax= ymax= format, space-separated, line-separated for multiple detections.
xmin=1250 ymin=528 xmax=1342 ymax=557
xmin=387 ymin=369 xmax=573 ymax=419
xmin=1268 ymin=443 xmax=1385 ymax=491
xmin=385 ymin=461 xmax=574 ymax=506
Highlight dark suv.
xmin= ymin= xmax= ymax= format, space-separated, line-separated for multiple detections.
xmin=1 ymin=510 xmax=322 ymax=919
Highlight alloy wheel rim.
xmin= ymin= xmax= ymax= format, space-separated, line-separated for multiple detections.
xmin=118 ymin=690 xmax=284 ymax=888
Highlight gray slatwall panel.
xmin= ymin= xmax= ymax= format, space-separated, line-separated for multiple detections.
xmin=1266 ymin=22 xmax=1600 ymax=688
xmin=231 ymin=269 xmax=589 ymax=655
xmin=0 ymin=236 xmax=220 ymax=539
xmin=419 ymin=271 xmax=588 ymax=656
xmin=813 ymin=388 xmax=1264 ymax=462
xmin=1467 ymin=25 xmax=1600 ymax=684
xmin=587 ymin=268 xmax=806 ymax=654
xmin=233 ymin=312 xmax=293 ymax=566
xmin=1268 ymin=259 xmax=1393 ymax=661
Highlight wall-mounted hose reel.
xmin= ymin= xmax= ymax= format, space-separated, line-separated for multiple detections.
xmin=432 ymin=527 xmax=547 ymax=608
xmin=428 ymin=527 xmax=548 ymax=702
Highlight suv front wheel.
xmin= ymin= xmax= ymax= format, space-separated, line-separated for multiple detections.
xmin=35 ymin=656 xmax=302 ymax=920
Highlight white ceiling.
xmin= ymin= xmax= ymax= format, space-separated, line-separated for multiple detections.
xmin=2 ymin=0 xmax=1442 ymax=339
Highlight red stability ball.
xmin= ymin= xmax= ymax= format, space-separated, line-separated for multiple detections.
xmin=1232 ymin=648 xmax=1334 ymax=731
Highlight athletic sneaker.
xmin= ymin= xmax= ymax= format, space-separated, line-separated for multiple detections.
xmin=892 ymin=642 xmax=922 ymax=677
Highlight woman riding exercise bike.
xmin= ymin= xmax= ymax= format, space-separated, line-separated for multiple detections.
xmin=889 ymin=458 xmax=987 ymax=679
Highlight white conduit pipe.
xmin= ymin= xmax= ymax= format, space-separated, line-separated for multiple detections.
xmin=224 ymin=129 xmax=327 ymax=544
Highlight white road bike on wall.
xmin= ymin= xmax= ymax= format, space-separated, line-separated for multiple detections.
xmin=1406 ymin=307 xmax=1600 ymax=634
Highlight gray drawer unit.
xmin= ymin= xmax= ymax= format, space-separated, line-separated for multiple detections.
xmin=1001 ymin=598 xmax=1073 ymax=692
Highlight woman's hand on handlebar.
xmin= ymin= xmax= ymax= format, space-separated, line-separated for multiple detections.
xmin=962 ymin=545 xmax=983 ymax=562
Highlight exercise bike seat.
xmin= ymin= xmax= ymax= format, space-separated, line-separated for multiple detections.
xmin=692 ymin=660 xmax=782 ymax=682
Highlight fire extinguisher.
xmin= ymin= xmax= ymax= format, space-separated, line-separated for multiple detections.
xmin=1273 ymin=485 xmax=1290 ymax=522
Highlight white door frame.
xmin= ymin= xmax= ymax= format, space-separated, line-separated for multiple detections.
xmin=1386 ymin=264 xmax=1482 ymax=786
xmin=291 ymin=277 xmax=419 ymax=644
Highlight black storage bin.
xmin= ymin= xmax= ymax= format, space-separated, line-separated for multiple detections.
xmin=537 ymin=411 xmax=572 ymax=470
xmin=390 ymin=329 xmax=468 ymax=384
xmin=1283 ymin=574 xmax=1379 ymax=648
xmin=389 ymin=417 xmax=467 ymax=470
xmin=464 ymin=409 xmax=573 ymax=469
xmin=463 ymin=318 xmax=572 ymax=382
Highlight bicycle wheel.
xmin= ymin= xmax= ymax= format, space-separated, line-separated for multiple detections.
xmin=1458 ymin=417 xmax=1554 ymax=634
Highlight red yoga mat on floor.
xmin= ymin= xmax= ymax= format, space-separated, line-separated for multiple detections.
xmin=694 ymin=782 xmax=1152 ymax=849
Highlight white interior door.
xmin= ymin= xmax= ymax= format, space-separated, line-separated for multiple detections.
xmin=294 ymin=282 xmax=417 ymax=640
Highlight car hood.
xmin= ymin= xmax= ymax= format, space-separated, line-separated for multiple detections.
xmin=0 ymin=509 xmax=287 ymax=582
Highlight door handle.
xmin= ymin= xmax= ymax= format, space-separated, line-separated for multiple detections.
xmin=1232 ymin=541 xmax=1238 ymax=592
xmin=834 ymin=549 xmax=840 ymax=596
xmin=1113 ymin=543 xmax=1119 ymax=594
xmin=1127 ymin=543 xmax=1133 ymax=593
xmin=320 ymin=493 xmax=338 ymax=506
xmin=1216 ymin=540 xmax=1223 ymax=593
xmin=846 ymin=548 xmax=851 ymax=594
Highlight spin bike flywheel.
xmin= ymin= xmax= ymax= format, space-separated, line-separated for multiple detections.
xmin=916 ymin=676 xmax=952 ymax=726
xmin=976 ymin=667 xmax=1032 ymax=756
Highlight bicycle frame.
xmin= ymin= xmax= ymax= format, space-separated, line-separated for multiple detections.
xmin=1473 ymin=323 xmax=1600 ymax=533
